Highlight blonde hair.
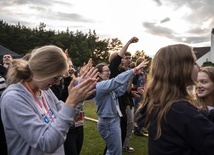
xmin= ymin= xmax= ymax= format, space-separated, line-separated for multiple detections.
xmin=142 ymin=44 xmax=197 ymax=139
xmin=6 ymin=45 xmax=68 ymax=85
xmin=196 ymin=66 xmax=214 ymax=110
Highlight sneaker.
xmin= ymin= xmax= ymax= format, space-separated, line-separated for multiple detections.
xmin=123 ymin=146 xmax=135 ymax=153
xmin=134 ymin=130 xmax=149 ymax=137
xmin=142 ymin=132 xmax=149 ymax=137
xmin=134 ymin=130 xmax=144 ymax=137
xmin=141 ymin=128 xmax=149 ymax=137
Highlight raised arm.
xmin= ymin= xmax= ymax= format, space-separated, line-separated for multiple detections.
xmin=118 ymin=36 xmax=139 ymax=57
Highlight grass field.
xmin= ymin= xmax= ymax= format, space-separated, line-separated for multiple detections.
xmin=81 ymin=100 xmax=148 ymax=155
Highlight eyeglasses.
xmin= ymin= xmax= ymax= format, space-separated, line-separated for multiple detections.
xmin=53 ymin=75 xmax=63 ymax=83
xmin=102 ymin=69 xmax=111 ymax=73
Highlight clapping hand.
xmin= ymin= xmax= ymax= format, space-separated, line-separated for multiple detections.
xmin=78 ymin=67 xmax=98 ymax=84
xmin=65 ymin=76 xmax=97 ymax=108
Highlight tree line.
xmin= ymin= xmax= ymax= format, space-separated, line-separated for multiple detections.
xmin=0 ymin=20 xmax=152 ymax=70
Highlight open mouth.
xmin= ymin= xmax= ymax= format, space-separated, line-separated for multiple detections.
xmin=197 ymin=89 xmax=205 ymax=94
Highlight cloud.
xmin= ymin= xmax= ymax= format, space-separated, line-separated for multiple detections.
xmin=0 ymin=0 xmax=51 ymax=6
xmin=142 ymin=21 xmax=175 ymax=38
xmin=0 ymin=0 xmax=93 ymax=26
xmin=153 ymin=0 xmax=162 ymax=6
xmin=141 ymin=0 xmax=214 ymax=47
xmin=0 ymin=0 xmax=213 ymax=54
xmin=187 ymin=27 xmax=210 ymax=35
xmin=4 ymin=0 xmax=70 ymax=6
xmin=29 ymin=5 xmax=93 ymax=23
xmin=142 ymin=21 xmax=210 ymax=44
xmin=160 ymin=17 xmax=170 ymax=23
xmin=52 ymin=12 xmax=94 ymax=23
xmin=180 ymin=36 xmax=210 ymax=44
xmin=162 ymin=0 xmax=214 ymax=27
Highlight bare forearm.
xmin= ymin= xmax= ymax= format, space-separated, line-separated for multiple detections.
xmin=118 ymin=37 xmax=138 ymax=57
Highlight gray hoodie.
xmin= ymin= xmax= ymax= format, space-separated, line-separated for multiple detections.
xmin=0 ymin=82 xmax=76 ymax=155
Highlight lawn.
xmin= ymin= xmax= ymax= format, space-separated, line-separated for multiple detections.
xmin=81 ymin=99 xmax=148 ymax=155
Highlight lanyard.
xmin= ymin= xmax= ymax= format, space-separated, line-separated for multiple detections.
xmin=24 ymin=81 xmax=54 ymax=122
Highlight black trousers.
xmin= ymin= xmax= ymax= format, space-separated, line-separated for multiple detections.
xmin=0 ymin=110 xmax=8 ymax=155
xmin=64 ymin=126 xmax=84 ymax=155
xmin=120 ymin=116 xmax=127 ymax=145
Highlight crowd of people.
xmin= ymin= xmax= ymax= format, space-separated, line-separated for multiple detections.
xmin=0 ymin=38 xmax=214 ymax=155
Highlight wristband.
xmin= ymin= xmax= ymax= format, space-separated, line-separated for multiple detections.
xmin=133 ymin=67 xmax=139 ymax=74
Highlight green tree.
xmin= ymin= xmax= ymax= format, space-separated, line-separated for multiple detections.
xmin=202 ymin=61 xmax=214 ymax=67
xmin=108 ymin=38 xmax=123 ymax=53
xmin=0 ymin=20 xmax=153 ymax=70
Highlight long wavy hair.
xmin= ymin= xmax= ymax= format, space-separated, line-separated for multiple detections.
xmin=142 ymin=44 xmax=197 ymax=139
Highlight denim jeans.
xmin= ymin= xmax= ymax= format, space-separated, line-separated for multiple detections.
xmin=98 ymin=117 xmax=122 ymax=155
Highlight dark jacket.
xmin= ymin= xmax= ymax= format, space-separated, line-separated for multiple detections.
xmin=109 ymin=55 xmax=131 ymax=117
xmin=149 ymin=101 xmax=214 ymax=155
xmin=0 ymin=65 xmax=7 ymax=78
xmin=0 ymin=76 xmax=7 ymax=154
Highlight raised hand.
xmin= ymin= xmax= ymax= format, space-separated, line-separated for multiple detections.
xmin=65 ymin=77 xmax=96 ymax=108
xmin=79 ymin=58 xmax=94 ymax=76
xmin=133 ymin=59 xmax=149 ymax=74
xmin=130 ymin=37 xmax=139 ymax=43
xmin=87 ymin=58 xmax=93 ymax=69
xmin=78 ymin=67 xmax=98 ymax=84
xmin=137 ymin=59 xmax=149 ymax=69
xmin=65 ymin=49 xmax=69 ymax=58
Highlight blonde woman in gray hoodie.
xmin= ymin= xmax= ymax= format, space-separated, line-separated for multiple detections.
xmin=0 ymin=45 xmax=97 ymax=155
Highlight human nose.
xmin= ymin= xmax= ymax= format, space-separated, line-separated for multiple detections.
xmin=196 ymin=81 xmax=202 ymax=88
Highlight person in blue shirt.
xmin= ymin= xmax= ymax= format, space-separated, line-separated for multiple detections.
xmin=94 ymin=59 xmax=148 ymax=155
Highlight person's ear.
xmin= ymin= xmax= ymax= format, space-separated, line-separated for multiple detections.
xmin=98 ymin=72 xmax=103 ymax=79
xmin=98 ymin=72 xmax=102 ymax=77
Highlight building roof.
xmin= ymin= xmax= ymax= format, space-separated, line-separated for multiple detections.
xmin=193 ymin=46 xmax=210 ymax=59
xmin=0 ymin=44 xmax=22 ymax=59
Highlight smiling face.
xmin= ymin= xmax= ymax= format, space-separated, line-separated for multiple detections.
xmin=99 ymin=65 xmax=111 ymax=81
xmin=197 ymin=71 xmax=214 ymax=98
xmin=3 ymin=54 xmax=12 ymax=64
xmin=68 ymin=60 xmax=75 ymax=75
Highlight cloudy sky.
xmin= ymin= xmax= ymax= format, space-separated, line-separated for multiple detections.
xmin=0 ymin=0 xmax=214 ymax=56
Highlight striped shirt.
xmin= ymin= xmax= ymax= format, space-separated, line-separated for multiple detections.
xmin=0 ymin=76 xmax=6 ymax=96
